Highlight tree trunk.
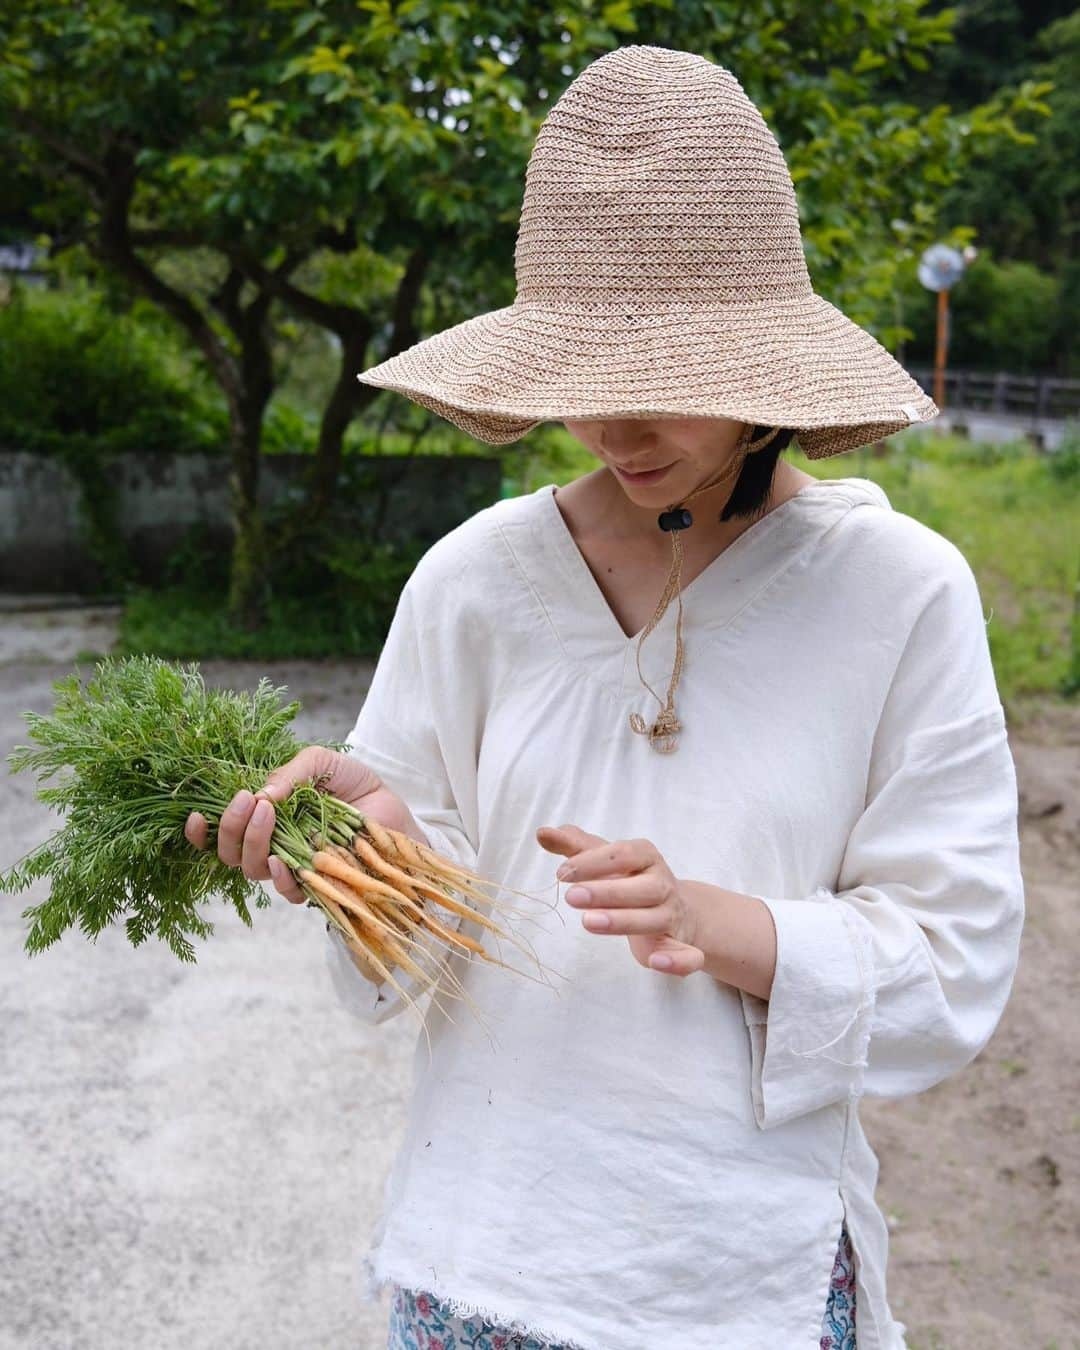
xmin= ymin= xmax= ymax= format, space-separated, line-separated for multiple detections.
xmin=310 ymin=328 xmax=377 ymax=516
xmin=226 ymin=410 xmax=268 ymax=630
xmin=307 ymin=247 xmax=429 ymax=516
xmin=214 ymin=272 xmax=276 ymax=629
xmin=228 ymin=245 xmax=430 ymax=530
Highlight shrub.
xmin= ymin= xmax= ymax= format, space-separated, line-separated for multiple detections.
xmin=0 ymin=282 xmax=227 ymax=456
xmin=1048 ymin=419 xmax=1080 ymax=484
xmin=897 ymin=252 xmax=1062 ymax=374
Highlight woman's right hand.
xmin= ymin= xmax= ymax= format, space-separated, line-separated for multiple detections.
xmin=183 ymin=746 xmax=422 ymax=905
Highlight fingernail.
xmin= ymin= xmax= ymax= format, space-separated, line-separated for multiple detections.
xmin=565 ymin=886 xmax=590 ymax=905
xmin=253 ymin=798 xmax=272 ymax=821
xmin=584 ymin=912 xmax=610 ymax=929
xmin=556 ymin=864 xmax=573 ymax=880
xmin=651 ymin=954 xmax=674 ymax=971
xmin=235 ymin=789 xmax=253 ymax=810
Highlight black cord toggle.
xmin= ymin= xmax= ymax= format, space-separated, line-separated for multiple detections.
xmin=658 ymin=507 xmax=693 ymax=532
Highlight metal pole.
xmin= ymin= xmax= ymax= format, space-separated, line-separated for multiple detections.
xmin=934 ymin=287 xmax=949 ymax=410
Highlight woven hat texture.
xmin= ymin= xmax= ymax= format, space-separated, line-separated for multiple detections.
xmin=356 ymin=44 xmax=938 ymax=456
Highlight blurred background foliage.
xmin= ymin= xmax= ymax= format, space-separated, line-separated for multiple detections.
xmin=0 ymin=0 xmax=1077 ymax=701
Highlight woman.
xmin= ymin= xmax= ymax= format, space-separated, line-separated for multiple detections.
xmin=186 ymin=46 xmax=1024 ymax=1349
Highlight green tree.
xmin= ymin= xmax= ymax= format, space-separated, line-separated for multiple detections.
xmin=884 ymin=3 xmax=1078 ymax=373
xmin=907 ymin=0 xmax=1074 ymax=107
xmin=0 ymin=1 xmax=1052 ymax=623
xmin=937 ymin=9 xmax=1080 ymax=373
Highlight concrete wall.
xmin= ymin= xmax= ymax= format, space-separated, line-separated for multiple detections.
xmin=0 ymin=451 xmax=502 ymax=592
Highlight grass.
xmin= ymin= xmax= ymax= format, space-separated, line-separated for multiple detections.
xmin=804 ymin=429 xmax=1080 ymax=709
xmin=117 ymin=531 xmax=428 ymax=661
xmin=999 ymin=1057 xmax=1029 ymax=1078
xmin=117 ymin=587 xmax=391 ymax=661
xmin=115 ymin=427 xmax=1079 ymax=704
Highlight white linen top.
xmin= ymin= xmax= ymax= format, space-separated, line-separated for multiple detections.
xmin=324 ymin=475 xmax=1025 ymax=1350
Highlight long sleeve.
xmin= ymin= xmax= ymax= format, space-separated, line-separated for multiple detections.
xmin=738 ymin=538 xmax=1026 ymax=1131
xmin=323 ymin=569 xmax=481 ymax=1026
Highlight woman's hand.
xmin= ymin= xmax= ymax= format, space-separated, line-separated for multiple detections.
xmin=184 ymin=745 xmax=420 ymax=905
xmin=536 ymin=823 xmax=705 ymax=977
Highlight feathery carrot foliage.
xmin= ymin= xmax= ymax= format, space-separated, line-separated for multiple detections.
xmin=1 ymin=656 xmax=351 ymax=961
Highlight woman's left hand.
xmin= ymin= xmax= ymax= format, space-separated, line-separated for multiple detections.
xmin=536 ymin=823 xmax=705 ymax=977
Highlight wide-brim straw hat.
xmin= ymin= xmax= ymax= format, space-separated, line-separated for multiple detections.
xmin=356 ymin=44 xmax=938 ymax=455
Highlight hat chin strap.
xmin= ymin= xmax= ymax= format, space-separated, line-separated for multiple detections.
xmin=628 ymin=422 xmax=781 ymax=753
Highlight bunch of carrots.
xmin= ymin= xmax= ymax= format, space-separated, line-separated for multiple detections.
xmin=0 ymin=656 xmax=550 ymax=1036
xmin=282 ymin=806 xmax=539 ymax=1027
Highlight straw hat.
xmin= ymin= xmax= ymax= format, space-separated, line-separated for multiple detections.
xmin=356 ymin=43 xmax=937 ymax=452
xmin=357 ymin=44 xmax=939 ymax=751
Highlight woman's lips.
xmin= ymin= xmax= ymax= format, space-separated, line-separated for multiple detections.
xmin=613 ymin=461 xmax=674 ymax=484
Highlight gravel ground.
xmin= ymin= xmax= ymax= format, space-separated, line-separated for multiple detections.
xmin=1 ymin=623 xmax=1077 ymax=1349
xmin=1 ymin=652 xmax=405 ymax=1350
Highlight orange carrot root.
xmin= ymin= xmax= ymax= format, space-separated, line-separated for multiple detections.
xmin=310 ymin=849 xmax=415 ymax=907
xmin=388 ymin=830 xmax=428 ymax=870
xmin=362 ymin=817 xmax=400 ymax=860
xmin=412 ymin=906 xmax=488 ymax=957
xmin=305 ymin=866 xmax=482 ymax=977
xmin=349 ymin=832 xmax=511 ymax=936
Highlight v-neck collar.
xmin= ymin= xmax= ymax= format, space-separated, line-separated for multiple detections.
xmin=501 ymin=476 xmax=889 ymax=706
xmin=544 ymin=479 xmax=825 ymax=645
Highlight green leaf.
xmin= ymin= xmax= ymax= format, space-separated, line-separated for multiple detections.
xmin=853 ymin=47 xmax=887 ymax=74
xmin=292 ymin=11 xmax=323 ymax=39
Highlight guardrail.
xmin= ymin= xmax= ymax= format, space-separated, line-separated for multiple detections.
xmin=907 ymin=367 xmax=1080 ymax=421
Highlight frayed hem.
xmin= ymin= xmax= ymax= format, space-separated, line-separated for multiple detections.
xmin=366 ymin=1256 xmax=599 ymax=1350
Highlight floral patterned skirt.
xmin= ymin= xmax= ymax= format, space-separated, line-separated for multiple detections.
xmin=386 ymin=1221 xmax=857 ymax=1349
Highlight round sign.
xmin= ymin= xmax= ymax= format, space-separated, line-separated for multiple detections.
xmin=918 ymin=243 xmax=966 ymax=292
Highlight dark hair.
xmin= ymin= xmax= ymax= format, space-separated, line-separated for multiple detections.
xmin=719 ymin=426 xmax=798 ymax=522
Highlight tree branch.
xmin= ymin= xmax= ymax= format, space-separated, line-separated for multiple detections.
xmin=94 ymin=145 xmax=242 ymax=415
xmin=385 ymin=244 xmax=429 ymax=359
xmin=230 ymin=252 xmax=359 ymax=332
xmin=10 ymin=110 xmax=106 ymax=189
xmin=313 ymin=218 xmax=360 ymax=253
xmin=128 ymin=228 xmax=207 ymax=249
xmin=210 ymin=265 xmax=246 ymax=334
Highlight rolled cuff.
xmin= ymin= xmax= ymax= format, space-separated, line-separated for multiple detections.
xmin=739 ymin=887 xmax=876 ymax=1130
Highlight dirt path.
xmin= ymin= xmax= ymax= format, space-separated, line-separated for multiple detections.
xmin=859 ymin=697 xmax=1080 ymax=1349
xmin=1 ymin=643 xmax=1076 ymax=1349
